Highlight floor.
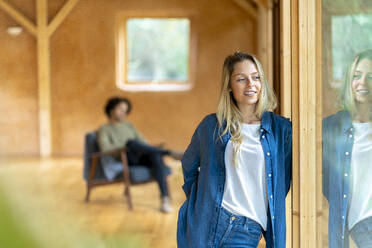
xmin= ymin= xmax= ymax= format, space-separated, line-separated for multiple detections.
xmin=0 ymin=157 xmax=267 ymax=248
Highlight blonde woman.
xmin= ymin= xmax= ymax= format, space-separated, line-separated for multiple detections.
xmin=323 ymin=49 xmax=372 ymax=248
xmin=177 ymin=51 xmax=292 ymax=248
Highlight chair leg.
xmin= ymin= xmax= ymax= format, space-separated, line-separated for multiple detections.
xmin=85 ymin=186 xmax=91 ymax=203
xmin=120 ymin=150 xmax=133 ymax=210
xmin=86 ymin=157 xmax=98 ymax=203
xmin=124 ymin=185 xmax=133 ymax=210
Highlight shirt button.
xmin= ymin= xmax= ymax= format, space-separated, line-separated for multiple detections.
xmin=349 ymin=134 xmax=353 ymax=138
xmin=267 ymin=152 xmax=271 ymax=156
xmin=260 ymin=129 xmax=264 ymax=132
xmin=342 ymin=216 xmax=345 ymax=219
xmin=343 ymin=194 xmax=347 ymax=198
xmin=231 ymin=216 xmax=236 ymax=221
xmin=270 ymin=195 xmax=273 ymax=199
xmin=342 ymin=235 xmax=344 ymax=239
xmin=262 ymin=135 xmax=265 ymax=139
xmin=272 ymin=215 xmax=275 ymax=219
xmin=268 ymin=174 xmax=272 ymax=177
xmin=345 ymin=152 xmax=349 ymax=156
xmin=344 ymin=173 xmax=348 ymax=177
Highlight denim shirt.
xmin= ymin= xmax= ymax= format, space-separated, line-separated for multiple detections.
xmin=322 ymin=110 xmax=355 ymax=248
xmin=177 ymin=112 xmax=292 ymax=248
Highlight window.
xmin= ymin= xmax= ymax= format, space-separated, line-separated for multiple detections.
xmin=322 ymin=2 xmax=372 ymax=247
xmin=116 ymin=14 xmax=195 ymax=91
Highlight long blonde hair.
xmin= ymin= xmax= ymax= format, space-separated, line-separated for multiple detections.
xmin=339 ymin=49 xmax=372 ymax=115
xmin=216 ymin=51 xmax=277 ymax=165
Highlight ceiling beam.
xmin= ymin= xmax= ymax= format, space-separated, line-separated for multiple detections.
xmin=48 ymin=0 xmax=79 ymax=37
xmin=0 ymin=0 xmax=37 ymax=36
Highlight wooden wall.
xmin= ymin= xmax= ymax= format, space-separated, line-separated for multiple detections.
xmin=0 ymin=1 xmax=38 ymax=156
xmin=0 ymin=0 xmax=257 ymax=156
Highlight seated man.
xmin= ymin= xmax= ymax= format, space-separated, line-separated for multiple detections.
xmin=97 ymin=96 xmax=182 ymax=213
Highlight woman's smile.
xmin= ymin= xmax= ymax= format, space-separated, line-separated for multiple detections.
xmin=244 ymin=90 xmax=258 ymax=96
xmin=355 ymin=88 xmax=370 ymax=95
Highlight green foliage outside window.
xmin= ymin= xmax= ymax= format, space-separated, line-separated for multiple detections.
xmin=126 ymin=18 xmax=190 ymax=82
xmin=332 ymin=14 xmax=372 ymax=80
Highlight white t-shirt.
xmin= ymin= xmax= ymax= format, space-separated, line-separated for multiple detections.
xmin=221 ymin=123 xmax=268 ymax=230
xmin=348 ymin=122 xmax=372 ymax=230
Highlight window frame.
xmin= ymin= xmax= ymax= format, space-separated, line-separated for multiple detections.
xmin=115 ymin=11 xmax=197 ymax=92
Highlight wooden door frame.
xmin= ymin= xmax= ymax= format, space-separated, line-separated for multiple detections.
xmin=280 ymin=0 xmax=323 ymax=246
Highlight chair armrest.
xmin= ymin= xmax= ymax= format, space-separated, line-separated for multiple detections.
xmin=88 ymin=156 xmax=99 ymax=181
xmin=90 ymin=148 xmax=127 ymax=158
xmin=87 ymin=148 xmax=131 ymax=184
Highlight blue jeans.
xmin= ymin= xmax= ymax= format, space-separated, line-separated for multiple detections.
xmin=350 ymin=216 xmax=372 ymax=248
xmin=125 ymin=140 xmax=170 ymax=197
xmin=214 ymin=207 xmax=263 ymax=248
xmin=103 ymin=140 xmax=170 ymax=197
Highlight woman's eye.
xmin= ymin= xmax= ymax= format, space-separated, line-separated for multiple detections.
xmin=253 ymin=76 xmax=261 ymax=81
xmin=353 ymin=74 xmax=361 ymax=80
xmin=237 ymin=78 xmax=246 ymax=82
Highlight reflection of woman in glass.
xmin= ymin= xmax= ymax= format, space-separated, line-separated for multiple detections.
xmin=177 ymin=51 xmax=292 ymax=248
xmin=323 ymin=49 xmax=372 ymax=248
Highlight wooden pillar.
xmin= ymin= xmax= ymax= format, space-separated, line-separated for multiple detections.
xmin=280 ymin=0 xmax=293 ymax=247
xmin=298 ymin=0 xmax=317 ymax=244
xmin=281 ymin=0 xmax=323 ymax=246
xmin=257 ymin=1 xmax=273 ymax=88
xmin=37 ymin=0 xmax=51 ymax=157
xmin=290 ymin=0 xmax=300 ymax=246
xmin=290 ymin=0 xmax=322 ymax=246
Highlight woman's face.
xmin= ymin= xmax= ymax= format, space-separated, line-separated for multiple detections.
xmin=230 ymin=60 xmax=262 ymax=107
xmin=352 ymin=58 xmax=372 ymax=104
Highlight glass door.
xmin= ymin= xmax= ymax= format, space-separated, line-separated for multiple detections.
xmin=321 ymin=1 xmax=372 ymax=247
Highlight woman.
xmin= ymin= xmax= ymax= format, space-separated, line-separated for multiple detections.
xmin=177 ymin=51 xmax=292 ymax=248
xmin=323 ymin=49 xmax=372 ymax=248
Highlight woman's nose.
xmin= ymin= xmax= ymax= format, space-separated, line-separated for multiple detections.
xmin=246 ymin=77 xmax=254 ymax=86
xmin=360 ymin=75 xmax=367 ymax=86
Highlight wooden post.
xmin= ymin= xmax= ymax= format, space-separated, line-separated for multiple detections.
xmin=257 ymin=0 xmax=274 ymax=88
xmin=290 ymin=0 xmax=300 ymax=246
xmin=290 ymin=0 xmax=322 ymax=246
xmin=280 ymin=0 xmax=292 ymax=247
xmin=257 ymin=6 xmax=267 ymax=77
xmin=298 ymin=0 xmax=317 ymax=244
xmin=315 ymin=1 xmax=323 ymax=247
xmin=265 ymin=1 xmax=273 ymax=86
xmin=37 ymin=0 xmax=51 ymax=157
